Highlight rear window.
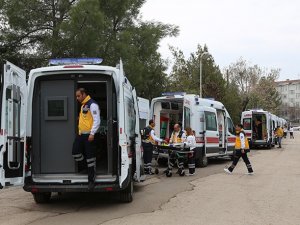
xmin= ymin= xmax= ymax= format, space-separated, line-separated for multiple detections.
xmin=243 ymin=118 xmax=251 ymax=130
xmin=205 ymin=111 xmax=217 ymax=131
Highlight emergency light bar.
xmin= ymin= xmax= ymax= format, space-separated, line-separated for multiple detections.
xmin=49 ymin=58 xmax=103 ymax=66
xmin=161 ymin=92 xmax=186 ymax=96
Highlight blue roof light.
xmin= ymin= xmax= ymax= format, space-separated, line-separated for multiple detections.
xmin=161 ymin=92 xmax=186 ymax=96
xmin=49 ymin=58 xmax=103 ymax=66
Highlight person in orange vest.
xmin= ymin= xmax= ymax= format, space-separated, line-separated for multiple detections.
xmin=275 ymin=126 xmax=284 ymax=148
xmin=224 ymin=124 xmax=254 ymax=175
xmin=72 ymin=88 xmax=100 ymax=190
xmin=142 ymin=119 xmax=165 ymax=174
xmin=166 ymin=123 xmax=187 ymax=176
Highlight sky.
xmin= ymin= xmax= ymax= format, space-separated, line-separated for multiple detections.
xmin=141 ymin=0 xmax=300 ymax=81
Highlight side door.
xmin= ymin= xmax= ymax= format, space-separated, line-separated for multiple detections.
xmin=132 ymin=89 xmax=144 ymax=182
xmin=0 ymin=61 xmax=27 ymax=189
xmin=203 ymin=107 xmax=219 ymax=154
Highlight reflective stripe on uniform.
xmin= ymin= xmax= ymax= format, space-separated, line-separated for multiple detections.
xmin=87 ymin=157 xmax=96 ymax=163
xmin=73 ymin=154 xmax=84 ymax=161
xmin=87 ymin=162 xmax=96 ymax=167
xmin=188 ymin=164 xmax=195 ymax=169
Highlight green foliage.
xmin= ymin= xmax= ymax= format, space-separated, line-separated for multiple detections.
xmin=168 ymin=44 xmax=226 ymax=101
xmin=0 ymin=0 xmax=178 ymax=99
xmin=225 ymin=58 xmax=282 ymax=117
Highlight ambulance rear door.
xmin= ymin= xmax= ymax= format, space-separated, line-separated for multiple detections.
xmin=202 ymin=107 xmax=219 ymax=154
xmin=118 ymin=60 xmax=129 ymax=188
xmin=0 ymin=61 xmax=27 ymax=189
xmin=132 ymin=88 xmax=145 ymax=182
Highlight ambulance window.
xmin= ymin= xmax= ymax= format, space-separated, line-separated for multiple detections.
xmin=227 ymin=117 xmax=235 ymax=134
xmin=125 ymin=96 xmax=135 ymax=137
xmin=243 ymin=118 xmax=251 ymax=130
xmin=161 ymin=102 xmax=170 ymax=109
xmin=205 ymin=111 xmax=217 ymax=131
xmin=184 ymin=107 xmax=190 ymax=128
xmin=45 ymin=96 xmax=68 ymax=120
xmin=171 ymin=102 xmax=179 ymax=110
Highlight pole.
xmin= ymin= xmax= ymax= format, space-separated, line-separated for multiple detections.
xmin=200 ymin=57 xmax=202 ymax=98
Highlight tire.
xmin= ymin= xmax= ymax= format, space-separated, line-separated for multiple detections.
xmin=119 ymin=178 xmax=133 ymax=203
xmin=196 ymin=152 xmax=208 ymax=168
xmin=32 ymin=192 xmax=51 ymax=204
xmin=166 ymin=170 xmax=172 ymax=177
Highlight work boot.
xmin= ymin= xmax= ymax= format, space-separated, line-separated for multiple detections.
xmin=165 ymin=168 xmax=172 ymax=177
xmin=88 ymin=181 xmax=95 ymax=191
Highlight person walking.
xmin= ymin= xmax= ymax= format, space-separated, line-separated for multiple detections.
xmin=224 ymin=124 xmax=253 ymax=175
xmin=142 ymin=120 xmax=165 ymax=175
xmin=72 ymin=88 xmax=100 ymax=190
xmin=275 ymin=126 xmax=284 ymax=148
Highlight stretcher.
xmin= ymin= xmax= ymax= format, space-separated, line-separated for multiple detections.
xmin=153 ymin=144 xmax=194 ymax=176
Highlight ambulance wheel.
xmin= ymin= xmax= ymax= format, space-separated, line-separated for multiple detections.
xmin=196 ymin=155 xmax=208 ymax=168
xmin=32 ymin=192 xmax=51 ymax=204
xmin=119 ymin=178 xmax=133 ymax=203
xmin=166 ymin=170 xmax=172 ymax=177
xmin=155 ymin=168 xmax=159 ymax=174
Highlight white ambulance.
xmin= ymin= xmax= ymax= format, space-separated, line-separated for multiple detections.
xmin=0 ymin=59 xmax=144 ymax=203
xmin=241 ymin=109 xmax=275 ymax=148
xmin=150 ymin=93 xmax=236 ymax=167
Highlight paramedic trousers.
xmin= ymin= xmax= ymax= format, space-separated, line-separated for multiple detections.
xmin=72 ymin=134 xmax=96 ymax=182
xmin=278 ymin=137 xmax=282 ymax=148
xmin=228 ymin=150 xmax=253 ymax=173
xmin=142 ymin=142 xmax=153 ymax=173
xmin=168 ymin=149 xmax=195 ymax=174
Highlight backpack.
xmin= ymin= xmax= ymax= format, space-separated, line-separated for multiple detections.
xmin=142 ymin=126 xmax=152 ymax=140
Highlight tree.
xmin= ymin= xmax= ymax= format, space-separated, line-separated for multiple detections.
xmin=225 ymin=58 xmax=282 ymax=116
xmin=168 ymin=44 xmax=226 ymax=101
xmin=0 ymin=0 xmax=178 ymax=99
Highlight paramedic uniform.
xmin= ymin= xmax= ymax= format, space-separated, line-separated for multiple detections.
xmin=72 ymin=95 xmax=100 ymax=183
xmin=167 ymin=130 xmax=187 ymax=176
xmin=228 ymin=129 xmax=253 ymax=173
xmin=142 ymin=126 xmax=163 ymax=174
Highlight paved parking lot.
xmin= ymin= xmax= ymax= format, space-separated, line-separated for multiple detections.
xmin=0 ymin=133 xmax=299 ymax=225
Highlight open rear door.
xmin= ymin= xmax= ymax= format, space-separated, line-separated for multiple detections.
xmin=132 ymin=89 xmax=145 ymax=182
xmin=202 ymin=107 xmax=219 ymax=154
xmin=0 ymin=61 xmax=27 ymax=189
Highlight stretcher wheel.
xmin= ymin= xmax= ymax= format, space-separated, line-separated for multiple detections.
xmin=155 ymin=168 xmax=159 ymax=174
xmin=179 ymin=169 xmax=185 ymax=177
xmin=166 ymin=171 xmax=172 ymax=177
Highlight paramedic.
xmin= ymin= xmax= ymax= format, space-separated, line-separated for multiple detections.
xmin=224 ymin=124 xmax=253 ymax=175
xmin=142 ymin=119 xmax=165 ymax=175
xmin=169 ymin=123 xmax=186 ymax=144
xmin=275 ymin=126 xmax=284 ymax=148
xmin=72 ymin=88 xmax=100 ymax=190
xmin=184 ymin=127 xmax=196 ymax=176
xmin=166 ymin=123 xmax=187 ymax=176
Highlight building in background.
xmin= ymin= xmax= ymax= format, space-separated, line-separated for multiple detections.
xmin=276 ymin=79 xmax=300 ymax=124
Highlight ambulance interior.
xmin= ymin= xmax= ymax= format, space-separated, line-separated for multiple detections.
xmin=31 ymin=74 xmax=117 ymax=179
xmin=153 ymin=100 xmax=183 ymax=141
xmin=252 ymin=113 xmax=267 ymax=140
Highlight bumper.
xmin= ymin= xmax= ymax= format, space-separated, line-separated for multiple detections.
xmin=23 ymin=183 xmax=121 ymax=193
